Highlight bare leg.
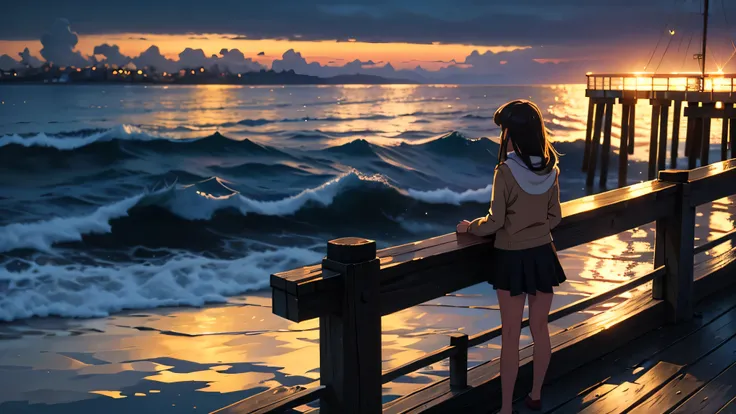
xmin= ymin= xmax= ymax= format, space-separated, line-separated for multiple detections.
xmin=528 ymin=291 xmax=554 ymax=401
xmin=497 ymin=289 xmax=526 ymax=414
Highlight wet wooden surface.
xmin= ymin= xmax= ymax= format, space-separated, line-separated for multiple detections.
xmin=272 ymin=180 xmax=678 ymax=323
xmin=512 ymin=283 xmax=736 ymax=414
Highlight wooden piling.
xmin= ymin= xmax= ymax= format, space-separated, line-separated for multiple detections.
xmin=628 ymin=103 xmax=637 ymax=154
xmin=701 ymin=110 xmax=712 ymax=166
xmin=671 ymin=101 xmax=682 ymax=168
xmin=721 ymin=109 xmax=730 ymax=161
xmin=586 ymin=100 xmax=606 ymax=187
xmin=648 ymin=102 xmax=662 ymax=180
xmin=657 ymin=100 xmax=671 ymax=173
xmin=731 ymin=111 xmax=736 ymax=159
xmin=618 ymin=104 xmax=631 ymax=187
xmin=599 ymin=101 xmax=614 ymax=187
xmin=684 ymin=102 xmax=697 ymax=158
xmin=320 ymin=237 xmax=381 ymax=414
xmin=582 ymin=98 xmax=595 ymax=172
xmin=689 ymin=117 xmax=703 ymax=169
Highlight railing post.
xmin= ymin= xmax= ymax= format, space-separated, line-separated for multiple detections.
xmin=320 ymin=237 xmax=382 ymax=414
xmin=655 ymin=171 xmax=695 ymax=323
xmin=448 ymin=333 xmax=468 ymax=390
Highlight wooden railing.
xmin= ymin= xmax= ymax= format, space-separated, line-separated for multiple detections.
xmin=212 ymin=159 xmax=736 ymax=414
xmin=586 ymin=72 xmax=736 ymax=93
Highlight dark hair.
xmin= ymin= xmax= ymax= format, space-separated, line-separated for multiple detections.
xmin=493 ymin=99 xmax=558 ymax=172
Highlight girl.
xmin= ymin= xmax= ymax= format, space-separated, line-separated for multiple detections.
xmin=456 ymin=99 xmax=566 ymax=414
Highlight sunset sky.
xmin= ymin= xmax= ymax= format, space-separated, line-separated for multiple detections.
xmin=2 ymin=0 xmax=735 ymax=82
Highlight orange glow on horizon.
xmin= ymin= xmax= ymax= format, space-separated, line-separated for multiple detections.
xmin=0 ymin=33 xmax=530 ymax=71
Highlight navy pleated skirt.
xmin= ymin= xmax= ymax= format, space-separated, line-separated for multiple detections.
xmin=490 ymin=243 xmax=567 ymax=296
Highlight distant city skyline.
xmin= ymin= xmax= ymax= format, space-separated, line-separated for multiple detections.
xmin=2 ymin=1 xmax=735 ymax=83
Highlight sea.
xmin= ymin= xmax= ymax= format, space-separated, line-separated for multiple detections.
xmin=0 ymin=84 xmax=733 ymax=413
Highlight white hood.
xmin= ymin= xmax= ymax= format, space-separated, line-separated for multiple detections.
xmin=504 ymin=152 xmax=558 ymax=195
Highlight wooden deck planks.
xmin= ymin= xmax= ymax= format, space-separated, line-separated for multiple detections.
xmin=384 ymin=292 xmax=664 ymax=414
xmin=511 ymin=286 xmax=736 ymax=414
xmin=671 ymin=362 xmax=736 ymax=414
xmin=719 ymin=397 xmax=736 ymax=414
xmin=577 ymin=361 xmax=683 ymax=414
xmin=547 ymin=383 xmax=618 ymax=414
xmin=212 ymin=385 xmax=310 ymax=414
xmin=630 ymin=336 xmax=736 ymax=413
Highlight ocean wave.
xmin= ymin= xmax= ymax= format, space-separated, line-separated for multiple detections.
xmin=0 ymin=247 xmax=322 ymax=321
xmin=0 ymin=170 xmax=495 ymax=253
xmin=235 ymin=110 xmax=470 ymax=127
xmin=389 ymin=130 xmax=443 ymax=139
xmin=0 ymin=172 xmax=389 ymax=252
xmin=407 ymin=185 xmax=492 ymax=205
xmin=0 ymin=194 xmax=144 ymax=252
xmin=0 ymin=124 xmax=170 ymax=150
xmin=462 ymin=114 xmax=494 ymax=120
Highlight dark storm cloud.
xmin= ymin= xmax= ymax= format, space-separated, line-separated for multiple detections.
xmin=0 ymin=0 xmax=707 ymax=47
xmin=93 ymin=44 xmax=130 ymax=66
xmin=39 ymin=18 xmax=88 ymax=66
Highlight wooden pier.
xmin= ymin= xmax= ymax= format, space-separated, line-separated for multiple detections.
xmin=584 ymin=73 xmax=736 ymax=187
xmin=211 ymin=159 xmax=736 ymax=414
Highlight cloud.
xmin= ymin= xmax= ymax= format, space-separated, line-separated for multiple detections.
xmin=39 ymin=18 xmax=88 ymax=67
xmin=257 ymin=51 xmax=265 ymax=56
xmin=133 ymin=45 xmax=178 ymax=72
xmin=217 ymin=48 xmax=263 ymax=72
xmin=19 ymin=48 xmax=43 ymax=67
xmin=271 ymin=49 xmax=429 ymax=81
xmin=0 ymin=54 xmax=20 ymax=70
xmin=93 ymin=44 xmax=130 ymax=67
xmin=0 ymin=0 xmax=702 ymax=48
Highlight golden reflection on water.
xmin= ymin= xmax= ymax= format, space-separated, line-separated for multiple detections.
xmin=4 ymin=84 xmax=736 ymax=409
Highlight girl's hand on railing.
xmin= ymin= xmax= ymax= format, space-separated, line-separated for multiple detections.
xmin=456 ymin=220 xmax=471 ymax=233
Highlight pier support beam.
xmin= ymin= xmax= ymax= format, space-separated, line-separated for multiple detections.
xmin=721 ymin=104 xmax=733 ymax=161
xmin=628 ymin=103 xmax=637 ymax=155
xmin=657 ymin=100 xmax=671 ymax=173
xmin=700 ymin=103 xmax=714 ymax=166
xmin=582 ymin=98 xmax=595 ymax=172
xmin=599 ymin=100 xmax=614 ymax=187
xmin=648 ymin=102 xmax=662 ymax=180
xmin=585 ymin=98 xmax=610 ymax=187
xmin=670 ymin=101 xmax=682 ymax=168
xmin=618 ymin=102 xmax=632 ymax=187
xmin=689 ymin=116 xmax=703 ymax=169
xmin=731 ymin=109 xmax=736 ymax=159
xmin=320 ymin=238 xmax=381 ymax=414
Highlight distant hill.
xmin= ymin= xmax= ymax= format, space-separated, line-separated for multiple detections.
xmin=0 ymin=67 xmax=422 ymax=86
xmin=172 ymin=70 xmax=420 ymax=85
xmin=324 ymin=74 xmax=420 ymax=84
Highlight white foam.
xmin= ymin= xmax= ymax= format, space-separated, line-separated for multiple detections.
xmin=0 ymin=124 xmax=171 ymax=150
xmin=0 ymin=194 xmax=144 ymax=253
xmin=406 ymin=184 xmax=492 ymax=205
xmin=164 ymin=171 xmax=391 ymax=220
xmin=0 ymin=247 xmax=322 ymax=321
xmin=0 ymin=172 xmax=393 ymax=253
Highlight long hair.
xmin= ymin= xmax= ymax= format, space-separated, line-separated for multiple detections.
xmin=493 ymin=99 xmax=559 ymax=171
